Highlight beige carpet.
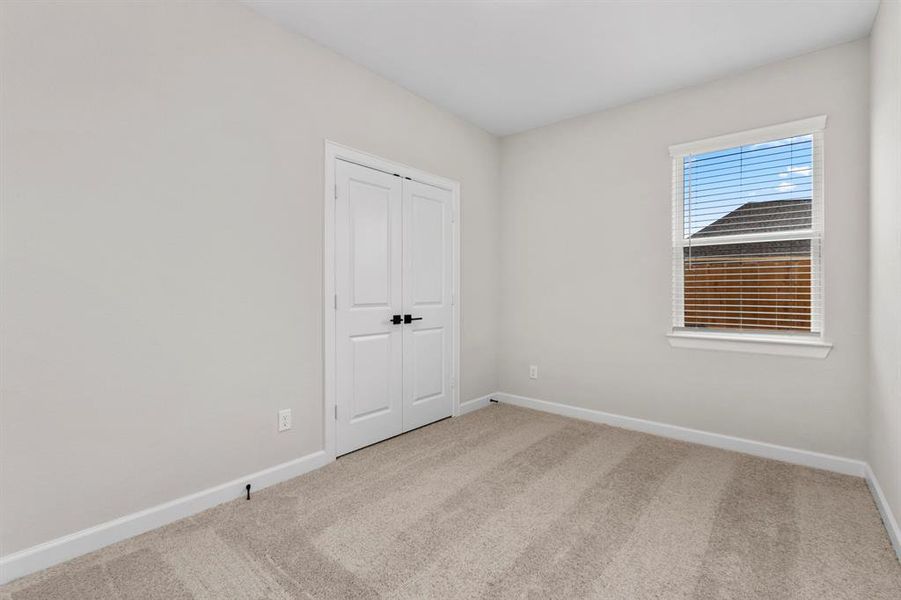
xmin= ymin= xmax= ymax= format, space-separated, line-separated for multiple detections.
xmin=3 ymin=403 xmax=900 ymax=599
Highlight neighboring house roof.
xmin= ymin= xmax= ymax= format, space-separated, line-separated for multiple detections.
xmin=686 ymin=199 xmax=812 ymax=259
xmin=691 ymin=199 xmax=812 ymax=238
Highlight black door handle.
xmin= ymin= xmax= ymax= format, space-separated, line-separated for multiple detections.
xmin=404 ymin=314 xmax=423 ymax=324
xmin=390 ymin=314 xmax=403 ymax=325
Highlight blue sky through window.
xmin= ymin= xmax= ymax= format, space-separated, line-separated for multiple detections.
xmin=683 ymin=135 xmax=813 ymax=237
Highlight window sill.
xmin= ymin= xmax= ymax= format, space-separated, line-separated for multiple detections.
xmin=667 ymin=331 xmax=832 ymax=358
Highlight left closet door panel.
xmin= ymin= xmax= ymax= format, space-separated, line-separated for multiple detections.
xmin=335 ymin=160 xmax=404 ymax=456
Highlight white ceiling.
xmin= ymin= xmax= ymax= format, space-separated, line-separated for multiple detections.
xmin=244 ymin=0 xmax=879 ymax=136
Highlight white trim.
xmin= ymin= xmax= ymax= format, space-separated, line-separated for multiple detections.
xmin=670 ymin=118 xmax=827 ymax=348
xmin=493 ymin=392 xmax=863 ymax=476
xmin=0 ymin=450 xmax=331 ymax=585
xmin=458 ymin=394 xmax=494 ymax=415
xmin=451 ymin=182 xmax=462 ymax=417
xmin=324 ymin=144 xmax=337 ymax=459
xmin=4 ymin=395 xmax=895 ymax=585
xmin=323 ymin=140 xmax=462 ymax=458
xmin=865 ymin=464 xmax=901 ymax=561
xmin=667 ymin=331 xmax=832 ymax=358
xmin=496 ymin=392 xmax=901 ymax=555
xmin=669 ymin=114 xmax=827 ymax=157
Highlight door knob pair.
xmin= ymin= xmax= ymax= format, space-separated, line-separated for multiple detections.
xmin=390 ymin=314 xmax=422 ymax=325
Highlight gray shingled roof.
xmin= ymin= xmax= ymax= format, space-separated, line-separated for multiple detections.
xmin=691 ymin=198 xmax=811 ymax=238
xmin=686 ymin=199 xmax=812 ymax=259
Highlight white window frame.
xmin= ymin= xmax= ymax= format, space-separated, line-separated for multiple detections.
xmin=667 ymin=116 xmax=832 ymax=358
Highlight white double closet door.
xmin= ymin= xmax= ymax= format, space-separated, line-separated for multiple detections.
xmin=335 ymin=159 xmax=454 ymax=456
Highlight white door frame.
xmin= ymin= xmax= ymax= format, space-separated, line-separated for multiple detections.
xmin=323 ymin=140 xmax=461 ymax=460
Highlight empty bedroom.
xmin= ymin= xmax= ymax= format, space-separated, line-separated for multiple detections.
xmin=1 ymin=0 xmax=900 ymax=598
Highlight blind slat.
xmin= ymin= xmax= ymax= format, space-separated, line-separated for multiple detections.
xmin=684 ymin=138 xmax=813 ymax=166
xmin=683 ymin=163 xmax=816 ymax=185
xmin=686 ymin=202 xmax=813 ymax=218
xmin=677 ymin=153 xmax=816 ymax=182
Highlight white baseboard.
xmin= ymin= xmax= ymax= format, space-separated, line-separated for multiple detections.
xmin=496 ymin=391 xmax=901 ymax=554
xmin=865 ymin=464 xmax=901 ymax=561
xmin=458 ymin=393 xmax=495 ymax=415
xmin=4 ymin=394 xmax=895 ymax=585
xmin=494 ymin=392 xmax=866 ymax=477
xmin=0 ymin=449 xmax=332 ymax=585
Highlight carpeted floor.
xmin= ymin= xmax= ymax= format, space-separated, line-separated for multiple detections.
xmin=3 ymin=403 xmax=900 ymax=599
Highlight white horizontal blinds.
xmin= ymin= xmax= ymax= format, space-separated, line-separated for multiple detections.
xmin=673 ymin=130 xmax=824 ymax=334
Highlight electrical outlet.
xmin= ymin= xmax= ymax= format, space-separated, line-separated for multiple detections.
xmin=278 ymin=409 xmax=292 ymax=432
xmin=529 ymin=365 xmax=538 ymax=379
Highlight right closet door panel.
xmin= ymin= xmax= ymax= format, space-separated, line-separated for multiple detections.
xmin=402 ymin=179 xmax=454 ymax=432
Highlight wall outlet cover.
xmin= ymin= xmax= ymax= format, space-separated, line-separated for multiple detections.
xmin=278 ymin=409 xmax=292 ymax=432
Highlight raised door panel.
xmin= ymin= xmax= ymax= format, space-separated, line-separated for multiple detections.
xmin=349 ymin=182 xmax=392 ymax=307
xmin=350 ymin=333 xmax=392 ymax=420
xmin=411 ymin=327 xmax=445 ymax=405
xmin=411 ymin=195 xmax=445 ymax=306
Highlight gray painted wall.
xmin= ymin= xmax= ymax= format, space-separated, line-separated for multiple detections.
xmin=869 ymin=0 xmax=901 ymax=545
xmin=0 ymin=1 xmax=500 ymax=554
xmin=499 ymin=40 xmax=870 ymax=460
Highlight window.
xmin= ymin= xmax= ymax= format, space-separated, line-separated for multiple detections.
xmin=669 ymin=116 xmax=830 ymax=357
